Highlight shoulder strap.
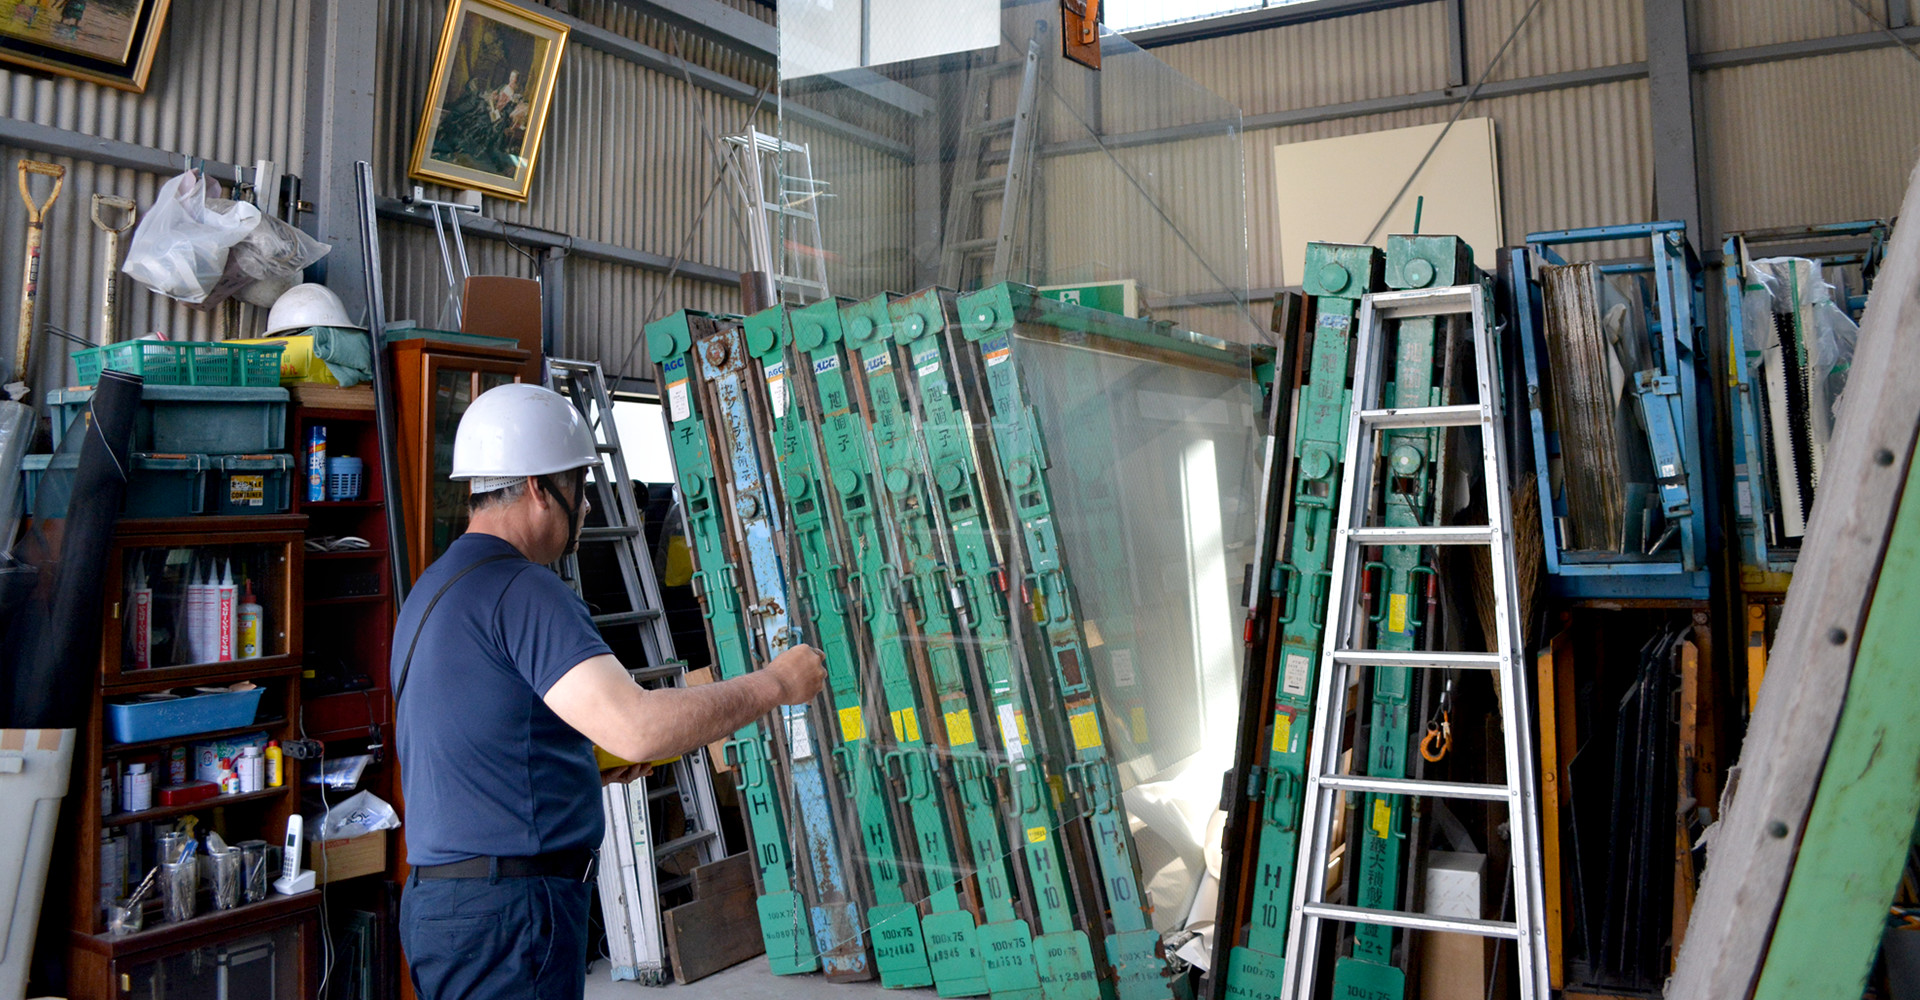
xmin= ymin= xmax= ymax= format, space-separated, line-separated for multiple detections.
xmin=393 ymin=553 xmax=521 ymax=705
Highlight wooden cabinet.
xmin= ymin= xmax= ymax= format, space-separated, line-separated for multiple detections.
xmin=388 ymin=339 xmax=530 ymax=582
xmin=67 ymin=515 xmax=319 ymax=1000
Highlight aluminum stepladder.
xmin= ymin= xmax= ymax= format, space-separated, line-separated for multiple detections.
xmin=940 ymin=35 xmax=1044 ymax=292
xmin=543 ymin=357 xmax=727 ymax=984
xmin=691 ymin=320 xmax=873 ymax=982
xmin=727 ymin=127 xmax=831 ymax=306
xmin=1278 ymin=282 xmax=1548 ymax=1000
xmin=645 ymin=311 xmax=819 ymax=975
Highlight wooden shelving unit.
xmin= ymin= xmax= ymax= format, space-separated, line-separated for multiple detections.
xmin=65 ymin=514 xmax=320 ymax=1000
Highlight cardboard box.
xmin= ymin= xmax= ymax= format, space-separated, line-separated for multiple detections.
xmin=1418 ymin=851 xmax=1489 ymax=1000
xmin=310 ymin=829 xmax=386 ymax=884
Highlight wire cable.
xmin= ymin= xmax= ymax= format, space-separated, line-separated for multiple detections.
xmin=1359 ymin=0 xmax=1549 ymax=247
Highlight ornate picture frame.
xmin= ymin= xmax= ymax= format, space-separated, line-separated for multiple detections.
xmin=0 ymin=0 xmax=172 ymax=93
xmin=407 ymin=0 xmax=568 ymax=203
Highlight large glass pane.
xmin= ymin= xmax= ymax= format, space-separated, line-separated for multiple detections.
xmin=776 ymin=2 xmax=1256 ymax=344
xmin=122 ymin=543 xmax=286 ymax=669
xmin=430 ymin=369 xmax=476 ymax=560
xmin=124 ymin=922 xmax=303 ymax=1000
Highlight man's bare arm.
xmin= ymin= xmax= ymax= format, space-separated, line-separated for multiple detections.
xmin=543 ymin=644 xmax=825 ymax=763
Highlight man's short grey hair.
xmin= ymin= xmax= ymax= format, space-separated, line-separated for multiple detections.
xmin=469 ymin=479 xmax=529 ymax=514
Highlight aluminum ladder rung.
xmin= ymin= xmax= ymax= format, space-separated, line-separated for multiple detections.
xmin=1316 ymin=774 xmax=1513 ymax=803
xmin=1346 ymin=525 xmax=1497 ymax=546
xmin=1363 ymin=285 xmax=1480 ymax=317
xmin=592 ymin=609 xmax=663 ymax=628
xmin=655 ymin=829 xmax=719 ymax=857
xmin=630 ymin=663 xmax=686 ymax=682
xmin=657 ymin=874 xmax=694 ymax=894
xmin=967 ymin=116 xmax=1017 ymax=136
xmin=1330 ymin=649 xmax=1504 ymax=671
xmin=949 ymin=237 xmax=998 ymax=253
xmin=578 ymin=525 xmax=642 ymax=540
xmin=1300 ymin=902 xmax=1523 ymax=940
xmin=1358 ymin=403 xmax=1486 ymax=429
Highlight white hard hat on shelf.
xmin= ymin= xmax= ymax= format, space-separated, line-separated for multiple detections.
xmin=451 ymin=383 xmax=599 ymax=491
xmin=264 ymin=283 xmax=360 ymax=336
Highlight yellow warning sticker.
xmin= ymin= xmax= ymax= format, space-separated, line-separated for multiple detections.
xmin=839 ymin=707 xmax=866 ymax=743
xmin=1371 ymin=798 xmax=1392 ymax=839
xmin=1388 ymin=593 xmax=1409 ymax=634
xmin=1027 ymin=826 xmax=1048 ymax=844
xmin=1016 ymin=713 xmax=1030 ymax=746
xmin=891 ymin=708 xmax=921 ymax=743
xmin=1271 ymin=712 xmax=1291 ymax=754
xmin=945 ymin=709 xmax=976 ymax=747
xmin=1069 ymin=710 xmax=1102 ymax=750
xmin=1130 ymin=706 xmax=1149 ymax=742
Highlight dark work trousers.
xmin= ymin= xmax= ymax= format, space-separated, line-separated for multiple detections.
xmin=401 ymin=867 xmax=592 ymax=1000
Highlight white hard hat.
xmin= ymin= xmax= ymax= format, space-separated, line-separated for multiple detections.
xmin=264 ymin=283 xmax=360 ymax=336
xmin=451 ymin=383 xmax=599 ymax=488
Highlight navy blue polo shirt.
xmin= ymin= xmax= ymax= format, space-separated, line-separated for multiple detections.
xmin=392 ymin=533 xmax=613 ymax=867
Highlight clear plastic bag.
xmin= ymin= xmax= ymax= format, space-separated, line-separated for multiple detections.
xmin=121 ymin=169 xmax=262 ymax=304
xmin=215 ymin=213 xmax=331 ymax=309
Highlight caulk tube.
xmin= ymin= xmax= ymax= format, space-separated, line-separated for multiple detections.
xmin=185 ymin=560 xmax=208 ymax=663
xmin=129 ymin=560 xmax=152 ymax=669
xmin=216 ymin=560 xmax=237 ymax=661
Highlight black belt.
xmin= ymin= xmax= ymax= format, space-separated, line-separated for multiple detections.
xmin=414 ymin=848 xmax=596 ymax=882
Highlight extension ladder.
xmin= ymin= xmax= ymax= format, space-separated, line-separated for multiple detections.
xmin=545 ymin=357 xmax=727 ymax=983
xmin=939 ymin=36 xmax=1043 ymax=291
xmin=1278 ymin=284 xmax=1549 ymax=1000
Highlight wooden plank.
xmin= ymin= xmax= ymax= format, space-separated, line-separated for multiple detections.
xmin=1749 ymin=449 xmax=1920 ymax=998
xmin=1537 ymin=628 xmax=1573 ymax=990
xmin=1671 ymin=154 xmax=1920 ymax=993
xmin=691 ymin=852 xmax=754 ymax=899
xmin=1673 ymin=638 xmax=1700 ymax=965
xmin=664 ymin=885 xmax=765 ymax=983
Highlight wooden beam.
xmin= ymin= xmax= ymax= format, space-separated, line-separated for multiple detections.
xmin=1670 ymin=155 xmax=1920 ymax=993
xmin=1750 ymin=446 xmax=1920 ymax=996
xmin=665 ymin=885 xmax=765 ymax=982
xmin=1537 ymin=628 xmax=1574 ymax=990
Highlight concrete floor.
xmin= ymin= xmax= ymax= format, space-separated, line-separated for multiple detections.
xmin=584 ymin=959 xmax=938 ymax=1000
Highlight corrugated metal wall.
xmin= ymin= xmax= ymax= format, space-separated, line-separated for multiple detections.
xmin=1151 ymin=0 xmax=1914 ymax=292
xmin=0 ymin=0 xmax=310 ymax=390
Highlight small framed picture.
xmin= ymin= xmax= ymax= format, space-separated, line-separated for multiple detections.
xmin=0 ymin=0 xmax=172 ymax=92
xmin=408 ymin=0 xmax=569 ymax=203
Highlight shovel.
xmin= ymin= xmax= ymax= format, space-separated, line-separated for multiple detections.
xmin=92 ymin=193 xmax=136 ymax=344
xmin=12 ymin=159 xmax=66 ymax=397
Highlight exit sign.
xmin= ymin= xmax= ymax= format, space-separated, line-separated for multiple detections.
xmin=1038 ymin=279 xmax=1138 ymax=318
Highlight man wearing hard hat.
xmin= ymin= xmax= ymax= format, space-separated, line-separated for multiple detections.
xmin=392 ymin=383 xmax=824 ymax=1000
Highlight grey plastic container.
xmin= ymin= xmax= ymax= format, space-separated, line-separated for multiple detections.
xmin=209 ymin=454 xmax=295 ymax=515
xmin=22 ymin=453 xmax=210 ymax=518
xmin=48 ymin=385 xmax=289 ymax=455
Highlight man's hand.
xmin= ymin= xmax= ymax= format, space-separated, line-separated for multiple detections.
xmin=766 ymin=644 xmax=826 ymax=705
xmin=600 ymin=762 xmax=653 ymax=786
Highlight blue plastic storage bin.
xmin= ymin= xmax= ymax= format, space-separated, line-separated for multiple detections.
xmin=47 ymin=385 xmax=289 ymax=454
xmin=105 ymin=687 xmax=266 ymax=744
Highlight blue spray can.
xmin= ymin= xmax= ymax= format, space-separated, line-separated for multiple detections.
xmin=306 ymin=425 xmax=327 ymax=502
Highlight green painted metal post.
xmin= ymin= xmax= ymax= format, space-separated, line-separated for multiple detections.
xmin=1223 ymin=244 xmax=1383 ymax=1000
xmin=643 ymin=310 xmax=816 ymax=975
xmin=743 ymin=305 xmax=934 ymax=988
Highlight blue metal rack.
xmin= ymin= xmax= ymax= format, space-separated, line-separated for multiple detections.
xmin=1721 ymin=221 xmax=1886 ymax=585
xmin=1510 ymin=221 xmax=1715 ymax=600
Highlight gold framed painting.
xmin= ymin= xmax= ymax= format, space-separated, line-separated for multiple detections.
xmin=408 ymin=0 xmax=569 ymax=203
xmin=0 ymin=0 xmax=172 ymax=92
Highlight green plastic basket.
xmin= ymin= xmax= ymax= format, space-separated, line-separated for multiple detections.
xmin=71 ymin=341 xmax=285 ymax=388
